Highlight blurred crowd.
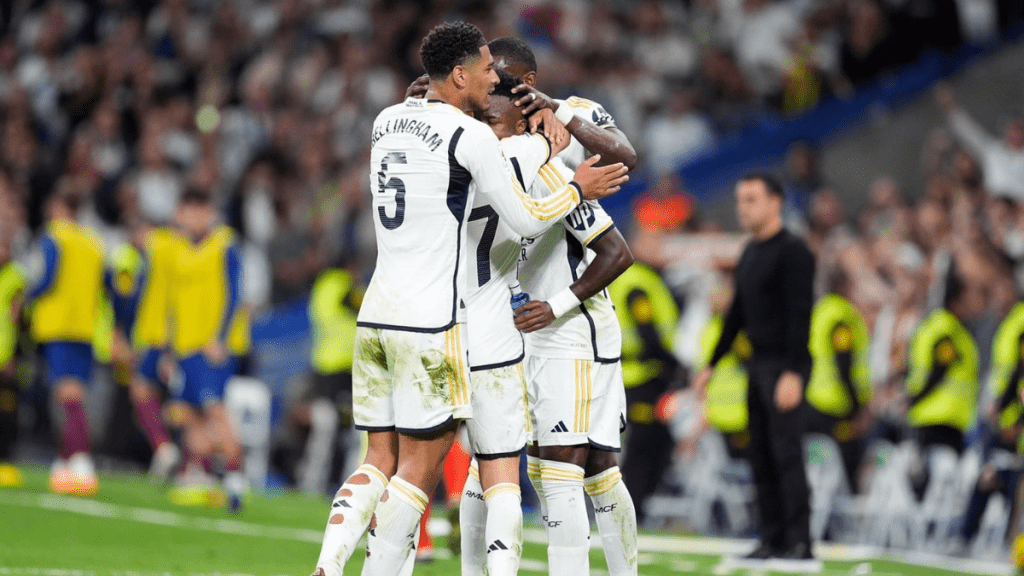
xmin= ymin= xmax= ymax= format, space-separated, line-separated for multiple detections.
xmin=2 ymin=0 xmax=1022 ymax=301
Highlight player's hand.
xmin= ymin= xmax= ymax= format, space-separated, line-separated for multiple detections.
xmin=204 ymin=340 xmax=228 ymax=366
xmin=511 ymin=83 xmax=558 ymax=116
xmin=513 ymin=300 xmax=556 ymax=333
xmin=691 ymin=367 xmax=713 ymax=404
xmin=775 ymin=370 xmax=803 ymax=413
xmin=529 ymin=108 xmax=570 ymax=155
xmin=405 ymin=74 xmax=429 ymax=99
xmin=573 ymin=155 xmax=628 ymax=200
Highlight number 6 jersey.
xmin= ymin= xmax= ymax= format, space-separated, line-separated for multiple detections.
xmin=360 ymin=98 xmax=582 ymax=333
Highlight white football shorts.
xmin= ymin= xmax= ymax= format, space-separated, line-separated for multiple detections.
xmin=467 ymin=362 xmax=530 ymax=459
xmin=526 ymin=356 xmax=626 ymax=451
xmin=352 ymin=324 xmax=471 ymax=433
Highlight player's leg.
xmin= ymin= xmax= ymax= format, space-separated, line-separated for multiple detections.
xmin=203 ymin=355 xmax=246 ymax=511
xmin=362 ymin=324 xmax=472 ymax=576
xmin=462 ymin=362 xmax=530 ymax=576
xmin=133 ymin=348 xmax=180 ymax=480
xmin=460 ymin=459 xmax=487 ymax=575
xmin=362 ymin=423 xmax=458 ymax=576
xmin=530 ymin=356 xmax=593 ymax=576
xmin=46 ymin=342 xmax=97 ymax=495
xmin=315 ymin=430 xmax=397 ymax=576
xmin=314 ymin=326 xmax=398 ymax=576
xmin=585 ymin=449 xmax=637 ymax=576
xmin=583 ymin=364 xmax=637 ymax=576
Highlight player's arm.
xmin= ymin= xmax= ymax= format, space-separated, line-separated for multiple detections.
xmin=465 ymin=129 xmax=627 ymax=238
xmin=514 ymin=224 xmax=633 ymax=333
xmin=830 ymin=322 xmax=862 ymax=416
xmin=908 ymin=334 xmax=953 ymax=406
xmin=512 ymin=84 xmax=637 ymax=170
xmin=219 ymin=244 xmax=242 ymax=342
xmin=26 ymin=235 xmax=58 ymax=301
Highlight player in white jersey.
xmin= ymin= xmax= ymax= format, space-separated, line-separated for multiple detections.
xmin=311 ymin=22 xmax=629 ymax=576
xmin=460 ymin=70 xmax=573 ymax=576
xmin=492 ymin=36 xmax=641 ymax=576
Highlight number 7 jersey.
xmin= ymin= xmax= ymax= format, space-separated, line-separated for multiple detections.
xmin=360 ymin=98 xmax=582 ymax=333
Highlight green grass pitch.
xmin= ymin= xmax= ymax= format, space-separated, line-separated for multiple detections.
xmin=0 ymin=467 xmax=1011 ymax=575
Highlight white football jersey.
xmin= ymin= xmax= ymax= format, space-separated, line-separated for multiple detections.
xmin=465 ymin=133 xmax=552 ymax=369
xmin=555 ymin=96 xmax=618 ymax=171
xmin=518 ymin=158 xmax=622 ymax=362
xmin=359 ymin=98 xmax=581 ymax=333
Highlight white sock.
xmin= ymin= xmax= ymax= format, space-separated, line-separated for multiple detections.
xmin=484 ymin=482 xmax=523 ymax=576
xmin=540 ymin=460 xmax=589 ymax=576
xmin=316 ymin=464 xmax=388 ymax=576
xmin=460 ymin=459 xmax=487 ymax=576
xmin=527 ymin=455 xmax=548 ymax=531
xmin=586 ymin=467 xmax=637 ymax=576
xmin=397 ymin=517 xmax=420 ymax=576
xmin=361 ymin=475 xmax=427 ymax=576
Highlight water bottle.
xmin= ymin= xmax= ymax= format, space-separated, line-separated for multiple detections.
xmin=510 ymin=281 xmax=530 ymax=316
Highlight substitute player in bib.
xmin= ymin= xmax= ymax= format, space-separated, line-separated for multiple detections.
xmin=168 ymin=190 xmax=246 ymax=511
xmin=311 ymin=21 xmax=628 ymax=576
xmin=490 ymin=36 xmax=640 ymax=576
xmin=107 ymin=218 xmax=183 ymax=481
xmin=27 ymin=193 xmax=105 ymax=495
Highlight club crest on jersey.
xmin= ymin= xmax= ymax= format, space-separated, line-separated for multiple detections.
xmin=567 ymin=203 xmax=596 ymax=231
xmin=592 ymin=106 xmax=614 ymax=126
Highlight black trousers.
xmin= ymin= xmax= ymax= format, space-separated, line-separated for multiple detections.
xmin=746 ymin=359 xmax=811 ymax=550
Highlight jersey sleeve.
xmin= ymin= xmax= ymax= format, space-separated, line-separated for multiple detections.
xmin=561 ymin=97 xmax=617 ymax=128
xmin=532 ymin=157 xmax=615 ymax=246
xmin=461 ymin=124 xmax=581 ymax=238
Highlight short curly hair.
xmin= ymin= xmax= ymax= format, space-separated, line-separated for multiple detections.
xmin=420 ymin=21 xmax=487 ymax=80
xmin=490 ymin=69 xmax=522 ymax=101
xmin=488 ymin=37 xmax=537 ymax=74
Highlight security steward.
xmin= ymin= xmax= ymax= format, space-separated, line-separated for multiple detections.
xmin=610 ymin=259 xmax=680 ymax=524
xmin=805 ymin=270 xmax=872 ymax=493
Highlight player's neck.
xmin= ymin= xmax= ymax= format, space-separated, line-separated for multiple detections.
xmin=425 ymin=83 xmax=469 ymax=113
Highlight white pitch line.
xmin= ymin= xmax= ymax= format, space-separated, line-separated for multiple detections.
xmin=0 ymin=492 xmax=322 ymax=543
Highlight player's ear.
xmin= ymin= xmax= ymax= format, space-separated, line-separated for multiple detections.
xmin=515 ymin=117 xmax=527 ymax=136
xmin=452 ymin=65 xmax=466 ymax=89
xmin=524 ymin=71 xmax=537 ymax=87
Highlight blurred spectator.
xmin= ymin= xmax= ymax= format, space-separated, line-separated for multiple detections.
xmin=937 ymin=85 xmax=1024 ymax=203
xmin=644 ymin=88 xmax=717 ymax=176
xmin=782 ymin=141 xmax=823 ymax=221
xmin=839 ymin=0 xmax=915 ymax=85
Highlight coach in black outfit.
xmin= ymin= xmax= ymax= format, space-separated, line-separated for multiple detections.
xmin=693 ymin=173 xmax=817 ymax=565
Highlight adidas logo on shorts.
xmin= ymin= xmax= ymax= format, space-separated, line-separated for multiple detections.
xmin=550 ymin=421 xmax=569 ymax=433
xmin=487 ymin=540 xmax=508 ymax=553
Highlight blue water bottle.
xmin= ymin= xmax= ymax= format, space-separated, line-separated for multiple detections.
xmin=510 ymin=281 xmax=530 ymax=316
